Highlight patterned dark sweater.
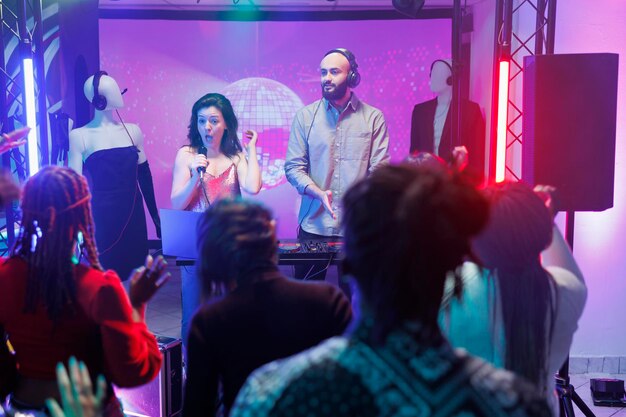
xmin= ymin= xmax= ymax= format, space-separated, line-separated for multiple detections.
xmin=231 ymin=319 xmax=551 ymax=417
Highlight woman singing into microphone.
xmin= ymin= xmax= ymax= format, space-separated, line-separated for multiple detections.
xmin=171 ymin=93 xmax=261 ymax=210
xmin=171 ymin=93 xmax=262 ymax=353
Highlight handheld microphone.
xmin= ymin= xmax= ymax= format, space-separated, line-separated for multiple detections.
xmin=197 ymin=145 xmax=207 ymax=179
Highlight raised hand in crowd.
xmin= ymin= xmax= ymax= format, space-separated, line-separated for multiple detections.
xmin=452 ymin=145 xmax=468 ymax=171
xmin=533 ymin=184 xmax=560 ymax=219
xmin=0 ymin=127 xmax=30 ymax=206
xmin=129 ymin=255 xmax=171 ymax=322
xmin=46 ymin=357 xmax=106 ymax=417
xmin=0 ymin=127 xmax=29 ymax=155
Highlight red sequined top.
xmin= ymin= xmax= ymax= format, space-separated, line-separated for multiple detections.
xmin=186 ymin=163 xmax=241 ymax=212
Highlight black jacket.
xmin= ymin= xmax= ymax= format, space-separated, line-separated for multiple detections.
xmin=410 ymin=98 xmax=485 ymax=180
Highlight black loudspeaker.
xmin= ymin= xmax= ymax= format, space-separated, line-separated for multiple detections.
xmin=522 ymin=53 xmax=618 ymax=212
xmin=115 ymin=336 xmax=183 ymax=417
xmin=392 ymin=0 xmax=426 ymax=18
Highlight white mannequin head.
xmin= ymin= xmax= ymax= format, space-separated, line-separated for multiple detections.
xmin=429 ymin=59 xmax=453 ymax=95
xmin=83 ymin=72 xmax=124 ymax=111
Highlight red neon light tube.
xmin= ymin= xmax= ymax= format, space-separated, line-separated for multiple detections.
xmin=495 ymin=60 xmax=510 ymax=183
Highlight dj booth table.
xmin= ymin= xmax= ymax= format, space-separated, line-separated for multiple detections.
xmin=161 ymin=209 xmax=343 ymax=267
xmin=174 ymin=239 xmax=343 ymax=266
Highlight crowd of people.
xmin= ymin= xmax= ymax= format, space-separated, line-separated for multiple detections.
xmin=0 ymin=47 xmax=587 ymax=417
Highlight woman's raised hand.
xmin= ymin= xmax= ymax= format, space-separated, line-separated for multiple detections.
xmin=244 ymin=129 xmax=258 ymax=150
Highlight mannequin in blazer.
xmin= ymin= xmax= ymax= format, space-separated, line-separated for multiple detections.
xmin=410 ymin=59 xmax=485 ymax=181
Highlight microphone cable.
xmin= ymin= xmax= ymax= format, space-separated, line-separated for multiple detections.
xmin=98 ymin=110 xmax=141 ymax=256
xmin=197 ymin=145 xmax=211 ymax=207
xmin=295 ymin=98 xmax=323 ymax=237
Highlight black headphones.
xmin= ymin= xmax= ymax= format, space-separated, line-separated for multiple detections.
xmin=430 ymin=59 xmax=453 ymax=86
xmin=324 ymin=48 xmax=361 ymax=88
xmin=91 ymin=70 xmax=109 ymax=111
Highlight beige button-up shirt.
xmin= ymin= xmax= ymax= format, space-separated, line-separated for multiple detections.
xmin=285 ymin=93 xmax=390 ymax=236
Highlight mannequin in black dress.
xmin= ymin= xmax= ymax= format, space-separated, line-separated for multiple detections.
xmin=68 ymin=71 xmax=160 ymax=279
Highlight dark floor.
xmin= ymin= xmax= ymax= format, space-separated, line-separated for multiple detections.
xmin=146 ymin=262 xmax=626 ymax=417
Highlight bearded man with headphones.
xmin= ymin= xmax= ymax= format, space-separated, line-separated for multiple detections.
xmin=410 ymin=59 xmax=486 ymax=182
xmin=285 ymin=48 xmax=390 ymax=283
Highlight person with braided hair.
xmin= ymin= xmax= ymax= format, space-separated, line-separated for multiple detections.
xmin=440 ymin=182 xmax=587 ymax=415
xmin=183 ymin=198 xmax=351 ymax=417
xmin=0 ymin=166 xmax=169 ymax=417
xmin=231 ymin=165 xmax=551 ymax=417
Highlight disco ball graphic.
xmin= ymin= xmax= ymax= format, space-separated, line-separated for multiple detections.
xmin=221 ymin=78 xmax=304 ymax=190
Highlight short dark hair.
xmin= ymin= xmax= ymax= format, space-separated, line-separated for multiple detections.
xmin=196 ymin=198 xmax=277 ymax=297
xmin=187 ymin=93 xmax=243 ymax=157
xmin=342 ymin=164 xmax=488 ymax=342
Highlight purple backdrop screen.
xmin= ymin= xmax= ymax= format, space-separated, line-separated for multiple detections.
xmin=100 ymin=18 xmax=451 ymax=238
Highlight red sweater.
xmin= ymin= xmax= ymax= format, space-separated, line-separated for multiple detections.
xmin=0 ymin=257 xmax=162 ymax=395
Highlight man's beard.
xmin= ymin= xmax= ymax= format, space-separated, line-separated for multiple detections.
xmin=321 ymin=79 xmax=349 ymax=101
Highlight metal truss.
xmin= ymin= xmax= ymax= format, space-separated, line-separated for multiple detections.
xmin=489 ymin=0 xmax=556 ymax=180
xmin=1 ymin=0 xmax=48 ymax=253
